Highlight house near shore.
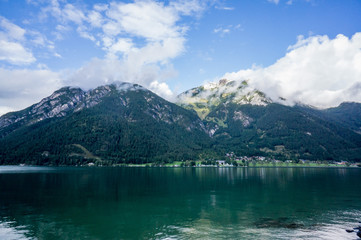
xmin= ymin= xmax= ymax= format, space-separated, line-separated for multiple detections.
xmin=216 ymin=160 xmax=226 ymax=165
xmin=336 ymin=161 xmax=348 ymax=165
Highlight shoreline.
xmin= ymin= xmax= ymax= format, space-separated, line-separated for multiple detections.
xmin=1 ymin=164 xmax=360 ymax=168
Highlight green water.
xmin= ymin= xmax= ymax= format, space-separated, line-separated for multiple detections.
xmin=0 ymin=166 xmax=360 ymax=239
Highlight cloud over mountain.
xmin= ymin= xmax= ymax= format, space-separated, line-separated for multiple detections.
xmin=40 ymin=0 xmax=206 ymax=94
xmin=223 ymin=33 xmax=361 ymax=108
xmin=0 ymin=0 xmax=360 ymax=115
xmin=0 ymin=68 xmax=62 ymax=114
xmin=0 ymin=0 xmax=208 ymax=115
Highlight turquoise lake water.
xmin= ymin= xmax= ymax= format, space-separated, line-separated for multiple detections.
xmin=0 ymin=166 xmax=361 ymax=239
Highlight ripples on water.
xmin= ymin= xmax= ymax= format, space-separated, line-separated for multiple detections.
xmin=0 ymin=166 xmax=360 ymax=239
xmin=0 ymin=221 xmax=30 ymax=240
xmin=156 ymin=210 xmax=361 ymax=240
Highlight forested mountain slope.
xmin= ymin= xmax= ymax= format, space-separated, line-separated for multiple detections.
xmin=0 ymin=83 xmax=210 ymax=165
xmin=1 ymin=80 xmax=361 ymax=165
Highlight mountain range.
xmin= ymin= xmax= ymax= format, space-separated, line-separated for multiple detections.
xmin=1 ymin=79 xmax=361 ymax=165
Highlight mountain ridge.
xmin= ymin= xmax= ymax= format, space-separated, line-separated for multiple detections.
xmin=1 ymin=80 xmax=361 ymax=165
xmin=0 ymin=82 xmax=211 ymax=165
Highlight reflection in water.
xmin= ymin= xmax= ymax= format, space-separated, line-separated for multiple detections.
xmin=0 ymin=167 xmax=360 ymax=239
xmin=0 ymin=221 xmax=31 ymax=240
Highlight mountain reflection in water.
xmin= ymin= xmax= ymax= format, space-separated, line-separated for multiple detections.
xmin=0 ymin=166 xmax=360 ymax=239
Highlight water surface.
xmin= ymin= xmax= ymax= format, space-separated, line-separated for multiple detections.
xmin=0 ymin=166 xmax=360 ymax=239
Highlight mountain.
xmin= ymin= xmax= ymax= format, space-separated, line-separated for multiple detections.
xmin=0 ymin=82 xmax=210 ymax=165
xmin=177 ymin=79 xmax=271 ymax=119
xmin=296 ymin=102 xmax=361 ymax=134
xmin=177 ymin=79 xmax=361 ymax=161
xmin=204 ymin=103 xmax=361 ymax=161
xmin=1 ymin=80 xmax=361 ymax=165
xmin=0 ymin=85 xmax=109 ymax=138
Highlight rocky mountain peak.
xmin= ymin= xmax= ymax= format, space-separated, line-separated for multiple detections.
xmin=0 ymin=82 xmax=142 ymax=135
xmin=177 ymin=79 xmax=271 ymax=119
xmin=0 ymin=82 xmax=209 ymax=138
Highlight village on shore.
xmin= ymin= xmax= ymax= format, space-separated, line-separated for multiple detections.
xmin=82 ymin=152 xmax=361 ymax=167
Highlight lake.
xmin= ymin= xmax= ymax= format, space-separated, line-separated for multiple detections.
xmin=0 ymin=166 xmax=360 ymax=239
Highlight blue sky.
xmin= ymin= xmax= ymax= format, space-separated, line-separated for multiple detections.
xmin=0 ymin=0 xmax=361 ymax=114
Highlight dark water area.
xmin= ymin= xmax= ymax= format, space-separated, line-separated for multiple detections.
xmin=0 ymin=166 xmax=361 ymax=239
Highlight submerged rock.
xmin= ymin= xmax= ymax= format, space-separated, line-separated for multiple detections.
xmin=346 ymin=224 xmax=361 ymax=238
xmin=254 ymin=217 xmax=304 ymax=229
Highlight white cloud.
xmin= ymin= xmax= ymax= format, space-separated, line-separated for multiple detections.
xmin=39 ymin=0 xmax=205 ymax=61
xmin=215 ymin=6 xmax=235 ymax=11
xmin=88 ymin=10 xmax=104 ymax=28
xmin=127 ymin=37 xmax=185 ymax=66
xmin=268 ymin=0 xmax=280 ymax=4
xmin=107 ymin=38 xmax=133 ymax=56
xmin=41 ymin=0 xmax=95 ymax=41
xmin=222 ymin=32 xmax=361 ymax=108
xmin=61 ymin=0 xmax=205 ymax=99
xmin=0 ymin=106 xmax=15 ymax=116
xmin=54 ymin=52 xmax=62 ymax=58
xmin=0 ymin=17 xmax=36 ymax=65
xmin=0 ymin=17 xmax=26 ymax=41
xmin=170 ymin=0 xmax=206 ymax=16
xmin=29 ymin=31 xmax=46 ymax=46
xmin=0 ymin=0 xmax=208 ymax=114
xmin=65 ymin=58 xmax=120 ymax=89
xmin=0 ymin=68 xmax=62 ymax=115
xmin=213 ymin=24 xmax=243 ymax=37
xmin=55 ymin=24 xmax=69 ymax=32
xmin=41 ymin=0 xmax=203 ymax=46
xmin=77 ymin=25 xmax=95 ymax=41
xmin=149 ymin=80 xmax=174 ymax=100
xmin=65 ymin=57 xmax=177 ymax=100
xmin=93 ymin=3 xmax=108 ymax=12
xmin=105 ymin=1 xmax=181 ymax=41
xmin=62 ymin=3 xmax=86 ymax=25
xmin=0 ymin=40 xmax=36 ymax=65
xmin=214 ymin=27 xmax=230 ymax=34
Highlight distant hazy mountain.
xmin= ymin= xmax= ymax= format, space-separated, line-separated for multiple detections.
xmin=1 ymin=80 xmax=361 ymax=165
xmin=296 ymin=102 xmax=361 ymax=134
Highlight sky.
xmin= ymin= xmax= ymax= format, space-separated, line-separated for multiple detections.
xmin=0 ymin=0 xmax=361 ymax=115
